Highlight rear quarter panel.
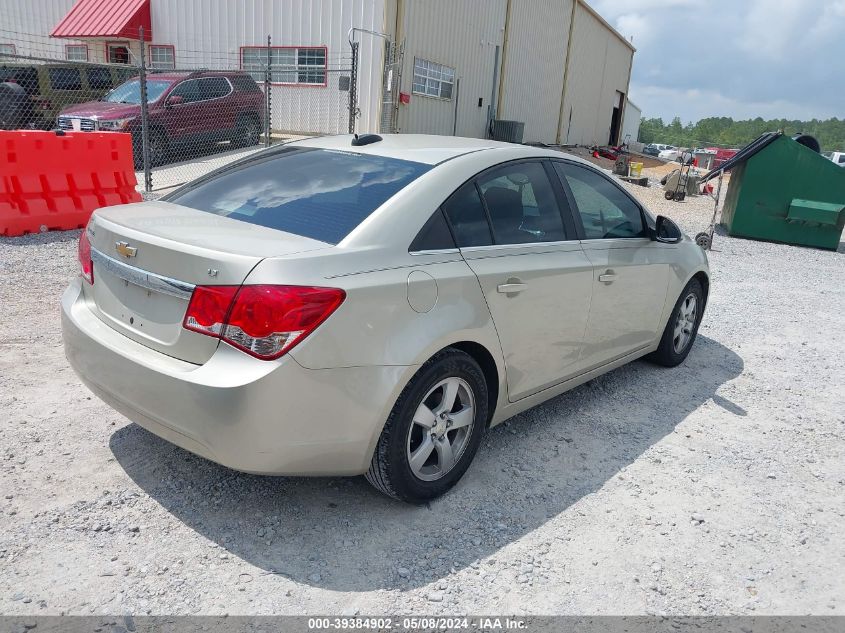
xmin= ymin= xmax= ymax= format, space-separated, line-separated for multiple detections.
xmin=244 ymin=250 xmax=505 ymax=372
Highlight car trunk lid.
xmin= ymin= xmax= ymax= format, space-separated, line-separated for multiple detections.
xmin=86 ymin=201 xmax=330 ymax=364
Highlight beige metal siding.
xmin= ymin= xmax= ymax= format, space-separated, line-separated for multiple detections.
xmin=497 ymin=0 xmax=573 ymax=143
xmin=395 ymin=0 xmax=507 ymax=138
xmin=561 ymin=1 xmax=633 ymax=146
xmin=0 ymin=0 xmax=85 ymax=59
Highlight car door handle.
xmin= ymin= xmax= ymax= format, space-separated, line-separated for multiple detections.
xmin=598 ymin=272 xmax=618 ymax=284
xmin=497 ymin=282 xmax=528 ymax=294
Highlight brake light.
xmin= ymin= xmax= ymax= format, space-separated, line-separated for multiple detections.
xmin=183 ymin=285 xmax=345 ymax=360
xmin=78 ymin=230 xmax=93 ymax=284
xmin=183 ymin=285 xmax=237 ymax=336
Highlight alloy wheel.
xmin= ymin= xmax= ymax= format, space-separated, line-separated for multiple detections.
xmin=241 ymin=120 xmax=259 ymax=146
xmin=406 ymin=377 xmax=475 ymax=482
xmin=673 ymin=293 xmax=697 ymax=353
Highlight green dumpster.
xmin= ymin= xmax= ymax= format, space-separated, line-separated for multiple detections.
xmin=718 ymin=133 xmax=845 ymax=250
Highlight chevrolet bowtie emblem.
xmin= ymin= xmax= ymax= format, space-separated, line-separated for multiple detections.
xmin=115 ymin=241 xmax=138 ymax=258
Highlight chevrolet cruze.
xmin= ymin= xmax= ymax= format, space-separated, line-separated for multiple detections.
xmin=62 ymin=134 xmax=709 ymax=503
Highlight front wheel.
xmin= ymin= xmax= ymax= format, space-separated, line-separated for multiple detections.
xmin=365 ymin=349 xmax=488 ymax=503
xmin=647 ymin=278 xmax=705 ymax=367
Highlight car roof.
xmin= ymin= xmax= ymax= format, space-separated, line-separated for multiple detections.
xmin=144 ymin=70 xmax=249 ymax=82
xmin=290 ymin=134 xmax=576 ymax=166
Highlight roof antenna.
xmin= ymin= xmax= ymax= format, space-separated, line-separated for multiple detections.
xmin=351 ymin=133 xmax=383 ymax=146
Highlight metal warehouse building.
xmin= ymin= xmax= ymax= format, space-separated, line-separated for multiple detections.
xmin=2 ymin=0 xmax=635 ymax=145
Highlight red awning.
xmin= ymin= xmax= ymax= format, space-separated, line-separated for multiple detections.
xmin=51 ymin=0 xmax=151 ymax=41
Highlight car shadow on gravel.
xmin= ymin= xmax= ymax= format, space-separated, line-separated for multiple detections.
xmin=109 ymin=335 xmax=743 ymax=591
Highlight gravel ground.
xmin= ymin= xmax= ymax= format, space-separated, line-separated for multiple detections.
xmin=0 ymin=182 xmax=843 ymax=616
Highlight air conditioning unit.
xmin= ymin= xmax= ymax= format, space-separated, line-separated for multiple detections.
xmin=491 ymin=119 xmax=525 ymax=144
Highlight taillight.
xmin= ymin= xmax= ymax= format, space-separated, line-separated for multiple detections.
xmin=183 ymin=285 xmax=345 ymax=360
xmin=78 ymin=230 xmax=93 ymax=284
xmin=183 ymin=286 xmax=237 ymax=336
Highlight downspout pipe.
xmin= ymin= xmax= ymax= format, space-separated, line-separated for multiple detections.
xmin=556 ymin=0 xmax=578 ymax=145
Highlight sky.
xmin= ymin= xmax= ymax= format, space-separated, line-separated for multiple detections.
xmin=591 ymin=0 xmax=845 ymax=124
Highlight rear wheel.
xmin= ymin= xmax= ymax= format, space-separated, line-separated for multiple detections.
xmin=234 ymin=114 xmax=260 ymax=147
xmin=366 ymin=349 xmax=488 ymax=503
xmin=647 ymin=278 xmax=704 ymax=367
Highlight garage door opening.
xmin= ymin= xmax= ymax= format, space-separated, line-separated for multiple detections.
xmin=609 ymin=90 xmax=624 ymax=145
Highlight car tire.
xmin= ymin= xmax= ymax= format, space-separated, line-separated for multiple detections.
xmin=0 ymin=82 xmax=29 ymax=130
xmin=234 ymin=114 xmax=260 ymax=147
xmin=133 ymin=129 xmax=168 ymax=168
xmin=365 ymin=348 xmax=488 ymax=504
xmin=148 ymin=129 xmax=169 ymax=166
xmin=647 ymin=278 xmax=705 ymax=367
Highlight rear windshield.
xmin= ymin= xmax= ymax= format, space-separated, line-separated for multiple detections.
xmin=166 ymin=147 xmax=432 ymax=244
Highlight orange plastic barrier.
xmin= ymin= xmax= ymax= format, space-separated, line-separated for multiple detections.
xmin=0 ymin=130 xmax=141 ymax=237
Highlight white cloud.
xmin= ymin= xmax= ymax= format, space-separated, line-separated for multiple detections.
xmin=615 ymin=13 xmax=653 ymax=47
xmin=602 ymin=0 xmax=845 ymax=121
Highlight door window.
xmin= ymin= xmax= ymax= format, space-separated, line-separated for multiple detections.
xmin=441 ymin=182 xmax=493 ymax=247
xmin=555 ymin=162 xmax=647 ymax=239
xmin=477 ymin=162 xmax=567 ymax=244
xmin=85 ymin=67 xmax=113 ymax=90
xmin=168 ymin=79 xmax=200 ymax=103
xmin=48 ymin=67 xmax=82 ymax=90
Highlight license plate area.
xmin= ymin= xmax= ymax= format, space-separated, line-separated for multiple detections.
xmin=94 ymin=268 xmax=190 ymax=345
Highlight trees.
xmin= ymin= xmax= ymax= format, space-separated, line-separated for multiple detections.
xmin=637 ymin=116 xmax=845 ymax=151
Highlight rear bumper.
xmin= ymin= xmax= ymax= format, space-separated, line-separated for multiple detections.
xmin=61 ymin=279 xmax=412 ymax=475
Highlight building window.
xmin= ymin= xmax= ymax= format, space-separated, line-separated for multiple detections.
xmin=149 ymin=45 xmax=175 ymax=70
xmin=241 ymin=46 xmax=327 ymax=86
xmin=107 ymin=42 xmax=131 ymax=64
xmin=0 ymin=44 xmax=16 ymax=56
xmin=413 ymin=58 xmax=455 ymax=99
xmin=65 ymin=44 xmax=88 ymax=61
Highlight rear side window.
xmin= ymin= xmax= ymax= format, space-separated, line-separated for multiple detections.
xmin=231 ymin=74 xmax=261 ymax=93
xmin=167 ymin=147 xmax=432 ymax=244
xmin=442 ymin=182 xmax=493 ymax=247
xmin=477 ymin=161 xmax=567 ymax=244
xmin=198 ymin=77 xmax=230 ymax=100
xmin=48 ymin=67 xmax=82 ymax=90
xmin=410 ymin=208 xmax=455 ymax=251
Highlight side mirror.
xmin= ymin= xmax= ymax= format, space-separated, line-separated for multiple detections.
xmin=166 ymin=95 xmax=184 ymax=107
xmin=653 ymin=215 xmax=682 ymax=244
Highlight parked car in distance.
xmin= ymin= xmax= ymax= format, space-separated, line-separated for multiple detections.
xmin=57 ymin=70 xmax=265 ymax=166
xmin=0 ymin=62 xmax=136 ymax=130
xmin=823 ymin=151 xmax=845 ymax=167
xmin=659 ymin=147 xmax=695 ymax=163
xmin=62 ymin=134 xmax=710 ymax=503
xmin=644 ymin=143 xmax=676 ymax=157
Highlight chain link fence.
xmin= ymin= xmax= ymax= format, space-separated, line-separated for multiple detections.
xmin=1 ymin=28 xmax=355 ymax=195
